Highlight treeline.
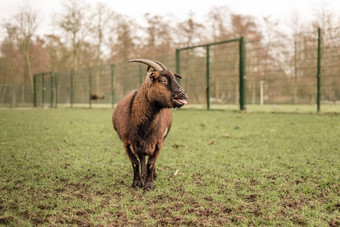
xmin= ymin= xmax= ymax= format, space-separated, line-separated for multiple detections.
xmin=0 ymin=0 xmax=339 ymax=98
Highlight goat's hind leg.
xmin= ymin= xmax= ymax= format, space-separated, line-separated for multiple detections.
xmin=125 ymin=144 xmax=143 ymax=188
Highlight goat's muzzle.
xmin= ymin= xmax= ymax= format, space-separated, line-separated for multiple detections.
xmin=172 ymin=90 xmax=188 ymax=108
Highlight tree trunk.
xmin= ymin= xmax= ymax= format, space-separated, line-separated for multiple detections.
xmin=24 ymin=44 xmax=33 ymax=104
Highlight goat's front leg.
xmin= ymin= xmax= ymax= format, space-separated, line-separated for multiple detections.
xmin=138 ymin=154 xmax=146 ymax=181
xmin=125 ymin=144 xmax=143 ymax=188
xmin=144 ymin=144 xmax=161 ymax=189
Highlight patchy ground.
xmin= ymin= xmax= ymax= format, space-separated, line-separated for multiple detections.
xmin=0 ymin=109 xmax=339 ymax=225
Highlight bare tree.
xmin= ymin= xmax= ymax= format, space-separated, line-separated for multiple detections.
xmin=90 ymin=2 xmax=113 ymax=68
xmin=176 ymin=12 xmax=205 ymax=47
xmin=0 ymin=33 xmax=25 ymax=105
xmin=108 ymin=15 xmax=137 ymax=63
xmin=206 ymin=6 xmax=232 ymax=42
xmin=312 ymin=1 xmax=337 ymax=30
xmin=90 ymin=2 xmax=114 ymax=94
xmin=231 ymin=14 xmax=262 ymax=42
xmin=3 ymin=3 xmax=38 ymax=90
xmin=141 ymin=13 xmax=174 ymax=58
xmin=30 ymin=37 xmax=51 ymax=75
xmin=44 ymin=34 xmax=71 ymax=71
xmin=55 ymin=0 xmax=90 ymax=71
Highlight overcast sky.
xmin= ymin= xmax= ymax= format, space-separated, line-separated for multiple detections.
xmin=1 ymin=0 xmax=340 ymax=38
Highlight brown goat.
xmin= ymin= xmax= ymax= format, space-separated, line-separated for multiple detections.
xmin=112 ymin=59 xmax=188 ymax=189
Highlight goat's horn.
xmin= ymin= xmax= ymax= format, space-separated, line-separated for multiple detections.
xmin=129 ymin=59 xmax=162 ymax=71
xmin=154 ymin=61 xmax=167 ymax=70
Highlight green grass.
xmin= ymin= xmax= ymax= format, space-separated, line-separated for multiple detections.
xmin=0 ymin=108 xmax=339 ymax=226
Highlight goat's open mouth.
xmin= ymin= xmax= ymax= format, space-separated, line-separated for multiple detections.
xmin=172 ymin=98 xmax=188 ymax=107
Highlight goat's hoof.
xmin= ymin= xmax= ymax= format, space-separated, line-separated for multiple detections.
xmin=132 ymin=180 xmax=143 ymax=188
xmin=144 ymin=181 xmax=154 ymax=190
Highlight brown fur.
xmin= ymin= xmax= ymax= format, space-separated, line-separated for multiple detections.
xmin=113 ymin=69 xmax=187 ymax=189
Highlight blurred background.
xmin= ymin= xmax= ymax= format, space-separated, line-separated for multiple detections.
xmin=1 ymin=0 xmax=340 ymax=111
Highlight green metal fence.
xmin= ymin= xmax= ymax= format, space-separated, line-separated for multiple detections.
xmin=176 ymin=37 xmax=246 ymax=110
xmin=321 ymin=27 xmax=340 ymax=110
xmin=34 ymin=65 xmax=114 ymax=108
xmin=32 ymin=54 xmax=177 ymax=109
xmin=2 ymin=27 xmax=340 ymax=112
xmin=245 ymin=27 xmax=339 ymax=112
xmin=32 ymin=29 xmax=340 ymax=112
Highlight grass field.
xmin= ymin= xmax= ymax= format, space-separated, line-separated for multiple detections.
xmin=0 ymin=108 xmax=339 ymax=226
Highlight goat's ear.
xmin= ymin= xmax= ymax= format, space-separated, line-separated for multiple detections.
xmin=149 ymin=71 xmax=160 ymax=82
xmin=174 ymin=73 xmax=182 ymax=79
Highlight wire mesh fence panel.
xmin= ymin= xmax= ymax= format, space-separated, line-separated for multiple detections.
xmin=0 ymin=84 xmax=14 ymax=107
xmin=1 ymin=84 xmax=34 ymax=107
xmin=210 ymin=42 xmax=239 ymax=107
xmin=90 ymin=65 xmax=112 ymax=106
xmin=322 ymin=27 xmax=340 ymax=107
xmin=0 ymin=59 xmax=35 ymax=107
xmin=34 ymin=74 xmax=42 ymax=107
xmin=113 ymin=62 xmax=141 ymax=104
xmin=247 ymin=31 xmax=319 ymax=107
xmin=0 ymin=83 xmax=34 ymax=107
xmin=72 ymin=69 xmax=90 ymax=107
xmin=55 ymin=71 xmax=71 ymax=107
xmin=179 ymin=47 xmax=207 ymax=106
xmin=44 ymin=73 xmax=52 ymax=108
xmin=40 ymin=58 xmax=177 ymax=108
xmin=178 ymin=40 xmax=240 ymax=109
xmin=34 ymin=73 xmax=53 ymax=108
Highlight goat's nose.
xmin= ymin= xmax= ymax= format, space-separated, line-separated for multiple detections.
xmin=180 ymin=90 xmax=188 ymax=99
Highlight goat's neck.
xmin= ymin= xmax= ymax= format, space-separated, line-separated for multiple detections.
xmin=130 ymin=89 xmax=160 ymax=125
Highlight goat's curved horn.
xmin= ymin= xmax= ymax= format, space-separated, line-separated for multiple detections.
xmin=129 ymin=59 xmax=162 ymax=71
xmin=154 ymin=61 xmax=167 ymax=70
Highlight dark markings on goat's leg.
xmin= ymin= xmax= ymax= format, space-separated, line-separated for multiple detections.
xmin=131 ymin=163 xmax=143 ymax=188
xmin=144 ymin=163 xmax=155 ymax=190
xmin=144 ymin=146 xmax=161 ymax=189
xmin=153 ymin=167 xmax=157 ymax=180
xmin=125 ymin=144 xmax=143 ymax=188
xmin=138 ymin=154 xmax=146 ymax=181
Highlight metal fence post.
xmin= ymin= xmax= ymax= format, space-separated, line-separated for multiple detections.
xmin=175 ymin=48 xmax=181 ymax=84
xmin=50 ymin=72 xmax=54 ymax=108
xmin=55 ymin=73 xmax=58 ymax=108
xmin=89 ymin=68 xmax=92 ymax=108
xmin=11 ymin=84 xmax=16 ymax=108
xmin=33 ymin=74 xmax=37 ymax=107
xmin=239 ymin=36 xmax=247 ymax=111
xmin=206 ymin=45 xmax=210 ymax=110
xmin=42 ymin=73 xmax=45 ymax=107
xmin=176 ymin=48 xmax=181 ymax=75
xmin=111 ymin=64 xmax=114 ymax=108
xmin=70 ymin=70 xmax=74 ymax=107
xmin=317 ymin=28 xmax=322 ymax=112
